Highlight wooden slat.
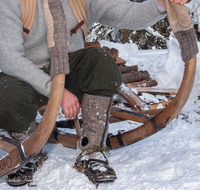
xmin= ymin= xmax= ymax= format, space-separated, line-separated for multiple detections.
xmin=130 ymin=87 xmax=178 ymax=95
xmin=126 ymin=78 xmax=158 ymax=88
xmin=48 ymin=132 xmax=79 ymax=149
xmin=0 ymin=139 xmax=16 ymax=153
xmin=149 ymin=99 xmax=173 ymax=109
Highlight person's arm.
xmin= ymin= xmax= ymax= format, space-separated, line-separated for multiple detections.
xmin=87 ymin=0 xmax=166 ymax=31
xmin=0 ymin=0 xmax=52 ymax=97
xmin=87 ymin=0 xmax=189 ymax=31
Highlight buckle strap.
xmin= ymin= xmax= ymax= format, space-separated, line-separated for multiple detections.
xmin=106 ymin=130 xmax=126 ymax=149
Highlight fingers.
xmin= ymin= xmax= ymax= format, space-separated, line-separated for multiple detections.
xmin=170 ymin=0 xmax=188 ymax=5
xmin=69 ymin=106 xmax=74 ymax=120
xmin=61 ymin=89 xmax=80 ymax=120
xmin=63 ymin=98 xmax=80 ymax=119
xmin=71 ymin=99 xmax=79 ymax=119
xmin=73 ymin=102 xmax=80 ymax=118
xmin=180 ymin=0 xmax=188 ymax=5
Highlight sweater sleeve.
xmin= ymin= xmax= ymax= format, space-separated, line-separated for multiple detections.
xmin=0 ymin=0 xmax=52 ymax=97
xmin=87 ymin=0 xmax=166 ymax=30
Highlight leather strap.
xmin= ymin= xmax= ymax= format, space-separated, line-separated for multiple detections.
xmin=70 ymin=20 xmax=85 ymax=36
xmin=68 ymin=0 xmax=88 ymax=37
xmin=21 ymin=0 xmax=87 ymax=38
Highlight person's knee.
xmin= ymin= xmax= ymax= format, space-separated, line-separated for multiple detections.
xmin=87 ymin=47 xmax=119 ymax=70
xmin=81 ymin=47 xmax=122 ymax=95
xmin=86 ymin=47 xmax=113 ymax=64
xmin=90 ymin=48 xmax=122 ymax=87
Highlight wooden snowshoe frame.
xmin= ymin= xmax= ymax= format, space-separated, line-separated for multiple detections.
xmin=0 ymin=1 xmax=197 ymax=177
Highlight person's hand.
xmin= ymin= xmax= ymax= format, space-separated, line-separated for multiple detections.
xmin=61 ymin=88 xmax=80 ymax=119
xmin=170 ymin=0 xmax=188 ymax=5
xmin=158 ymin=0 xmax=188 ymax=10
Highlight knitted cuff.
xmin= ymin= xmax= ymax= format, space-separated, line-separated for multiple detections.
xmin=174 ymin=28 xmax=198 ymax=63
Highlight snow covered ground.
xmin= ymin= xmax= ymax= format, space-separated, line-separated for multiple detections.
xmin=0 ymin=38 xmax=200 ymax=190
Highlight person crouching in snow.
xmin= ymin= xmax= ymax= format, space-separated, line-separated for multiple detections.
xmin=0 ymin=0 xmax=188 ymax=187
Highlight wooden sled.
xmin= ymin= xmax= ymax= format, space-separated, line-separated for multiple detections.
xmin=0 ymin=0 xmax=197 ymax=178
xmin=48 ymin=54 xmax=196 ymax=149
xmin=48 ymin=1 xmax=198 ymax=149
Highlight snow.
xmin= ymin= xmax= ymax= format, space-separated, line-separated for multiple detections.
xmin=1 ymin=38 xmax=200 ymax=189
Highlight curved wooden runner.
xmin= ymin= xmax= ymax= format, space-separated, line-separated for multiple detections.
xmin=109 ymin=56 xmax=196 ymax=149
xmin=0 ymin=74 xmax=65 ymax=177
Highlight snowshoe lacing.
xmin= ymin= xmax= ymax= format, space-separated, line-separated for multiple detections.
xmin=74 ymin=145 xmax=116 ymax=176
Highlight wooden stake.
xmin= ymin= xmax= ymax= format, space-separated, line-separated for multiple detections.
xmin=74 ymin=116 xmax=81 ymax=137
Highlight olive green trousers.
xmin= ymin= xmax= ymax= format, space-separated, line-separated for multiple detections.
xmin=0 ymin=47 xmax=122 ymax=132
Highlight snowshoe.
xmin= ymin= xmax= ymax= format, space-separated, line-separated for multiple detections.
xmin=74 ymin=146 xmax=117 ymax=188
xmin=6 ymin=151 xmax=48 ymax=187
